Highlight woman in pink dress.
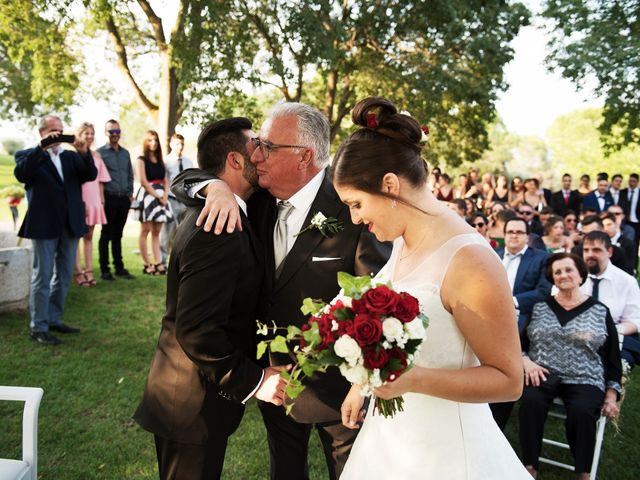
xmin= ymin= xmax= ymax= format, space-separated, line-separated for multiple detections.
xmin=74 ymin=122 xmax=112 ymax=286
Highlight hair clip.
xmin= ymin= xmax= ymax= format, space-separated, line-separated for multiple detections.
xmin=366 ymin=112 xmax=378 ymax=129
xmin=420 ymin=125 xmax=430 ymax=143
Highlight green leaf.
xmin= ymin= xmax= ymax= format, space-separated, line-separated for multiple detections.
xmin=286 ymin=381 xmax=306 ymax=400
xmin=287 ymin=325 xmax=302 ymax=338
xmin=333 ymin=308 xmax=354 ymax=321
xmin=270 ymin=335 xmax=290 ymax=354
xmin=300 ymin=297 xmax=326 ymax=316
xmin=256 ymin=320 xmax=269 ymax=336
xmin=256 ymin=341 xmax=268 ymax=359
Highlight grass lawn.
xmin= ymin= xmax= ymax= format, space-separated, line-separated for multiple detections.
xmin=1 ymin=152 xmax=639 ymax=479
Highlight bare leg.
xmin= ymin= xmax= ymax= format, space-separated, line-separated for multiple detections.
xmin=525 ymin=466 xmax=537 ymax=479
xmin=151 ymin=222 xmax=163 ymax=265
xmin=83 ymin=226 xmax=96 ymax=283
xmin=139 ymin=222 xmax=152 ymax=266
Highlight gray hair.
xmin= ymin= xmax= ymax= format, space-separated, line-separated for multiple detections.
xmin=38 ymin=115 xmax=62 ymax=131
xmin=268 ymin=102 xmax=330 ymax=168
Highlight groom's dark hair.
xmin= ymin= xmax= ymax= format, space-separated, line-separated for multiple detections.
xmin=197 ymin=117 xmax=253 ymax=174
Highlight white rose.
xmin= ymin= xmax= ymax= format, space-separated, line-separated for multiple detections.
xmin=340 ymin=363 xmax=368 ymax=385
xmin=311 ymin=212 xmax=327 ymax=226
xmin=405 ymin=318 xmax=426 ymax=340
xmin=370 ymin=368 xmax=383 ymax=388
xmin=382 ymin=317 xmax=404 ymax=343
xmin=334 ymin=335 xmax=362 ymax=367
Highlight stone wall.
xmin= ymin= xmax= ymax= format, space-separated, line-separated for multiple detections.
xmin=0 ymin=231 xmax=31 ymax=313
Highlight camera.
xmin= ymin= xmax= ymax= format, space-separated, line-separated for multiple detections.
xmin=40 ymin=134 xmax=76 ymax=149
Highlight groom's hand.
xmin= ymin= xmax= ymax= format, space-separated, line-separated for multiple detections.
xmin=255 ymin=365 xmax=292 ymax=406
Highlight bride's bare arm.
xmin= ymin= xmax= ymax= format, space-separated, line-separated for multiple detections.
xmin=374 ymin=244 xmax=523 ymax=403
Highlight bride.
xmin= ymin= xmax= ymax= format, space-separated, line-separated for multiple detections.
xmin=332 ymin=97 xmax=530 ymax=479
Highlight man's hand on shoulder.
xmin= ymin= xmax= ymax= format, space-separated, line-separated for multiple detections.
xmin=196 ymin=180 xmax=242 ymax=235
xmin=254 ymin=365 xmax=292 ymax=406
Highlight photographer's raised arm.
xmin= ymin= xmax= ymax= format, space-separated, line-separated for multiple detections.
xmin=171 ymin=168 xmax=241 ymax=234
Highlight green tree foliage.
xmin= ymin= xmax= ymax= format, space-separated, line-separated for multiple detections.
xmin=0 ymin=0 xmax=79 ymax=119
xmin=546 ymin=108 xmax=640 ymax=183
xmin=542 ymin=0 xmax=640 ymax=150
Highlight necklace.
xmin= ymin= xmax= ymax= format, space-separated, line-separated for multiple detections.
xmin=400 ymin=229 xmax=429 ymax=261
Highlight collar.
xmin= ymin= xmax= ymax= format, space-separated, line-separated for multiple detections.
xmin=591 ymin=261 xmax=613 ymax=281
xmin=103 ymin=143 xmax=123 ymax=151
xmin=277 ymin=169 xmax=325 ymax=212
xmin=234 ymin=194 xmax=248 ymax=216
xmin=166 ymin=152 xmax=184 ymax=163
xmin=46 ymin=147 xmax=60 ymax=157
xmin=610 ymin=187 xmax=619 ymax=194
xmin=611 ymin=231 xmax=621 ymax=244
xmin=506 ymin=245 xmax=528 ymax=257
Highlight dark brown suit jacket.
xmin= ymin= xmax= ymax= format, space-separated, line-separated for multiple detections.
xmin=134 ymin=207 xmax=264 ymax=444
xmin=172 ymin=169 xmax=391 ymax=423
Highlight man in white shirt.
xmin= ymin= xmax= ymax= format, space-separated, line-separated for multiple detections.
xmin=160 ymin=133 xmax=194 ymax=264
xmin=610 ymin=173 xmax=623 ymax=205
xmin=581 ymin=231 xmax=640 ymax=370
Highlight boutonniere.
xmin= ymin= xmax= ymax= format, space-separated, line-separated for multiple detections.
xmin=295 ymin=211 xmax=343 ymax=238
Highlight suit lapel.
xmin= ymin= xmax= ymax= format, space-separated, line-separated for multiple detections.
xmin=274 ymin=173 xmax=344 ymax=293
xmin=44 ymin=151 xmax=64 ymax=185
xmin=514 ymin=249 xmax=531 ymax=290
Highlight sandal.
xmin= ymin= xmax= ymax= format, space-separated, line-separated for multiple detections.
xmin=154 ymin=263 xmax=167 ymax=275
xmin=143 ymin=264 xmax=156 ymax=275
xmin=74 ymin=271 xmax=91 ymax=287
xmin=84 ymin=270 xmax=97 ymax=286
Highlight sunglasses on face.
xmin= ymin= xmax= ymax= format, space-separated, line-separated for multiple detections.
xmin=519 ymin=211 xmax=534 ymax=216
xmin=250 ymin=137 xmax=306 ymax=160
xmin=473 ymin=222 xmax=486 ymax=228
xmin=565 ymin=218 xmax=577 ymax=223
xmin=108 ymin=129 xmax=121 ymax=135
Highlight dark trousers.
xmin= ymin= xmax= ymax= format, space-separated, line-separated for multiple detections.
xmin=99 ymin=194 xmax=130 ymax=273
xmin=154 ymin=395 xmax=244 ymax=480
xmin=489 ymin=400 xmax=515 ymax=431
xmin=258 ymin=401 xmax=358 ymax=480
xmin=519 ymin=383 xmax=604 ymax=473
xmin=622 ymin=334 xmax=640 ymax=368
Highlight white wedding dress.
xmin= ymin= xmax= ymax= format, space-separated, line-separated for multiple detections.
xmin=340 ymin=233 xmax=530 ymax=479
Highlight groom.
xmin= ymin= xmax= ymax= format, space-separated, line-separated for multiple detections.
xmin=134 ymin=118 xmax=289 ymax=480
xmin=172 ymin=102 xmax=391 ymax=479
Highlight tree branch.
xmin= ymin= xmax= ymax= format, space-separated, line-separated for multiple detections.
xmin=105 ymin=14 xmax=158 ymax=115
xmin=137 ymin=0 xmax=166 ymax=49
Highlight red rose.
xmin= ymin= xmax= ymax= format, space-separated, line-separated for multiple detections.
xmin=393 ymin=292 xmax=420 ymax=323
xmin=366 ymin=112 xmax=378 ymax=129
xmin=314 ymin=314 xmax=336 ymax=350
xmin=386 ymin=348 xmax=409 ymax=381
xmin=421 ymin=125 xmax=430 ymax=135
xmin=360 ymin=285 xmax=400 ymax=315
xmin=329 ymin=299 xmax=345 ymax=313
xmin=337 ymin=320 xmax=355 ymax=337
xmin=363 ymin=347 xmax=389 ymax=370
xmin=353 ymin=313 xmax=383 ymax=347
xmin=299 ymin=322 xmax=311 ymax=348
xmin=351 ymin=298 xmax=368 ymax=314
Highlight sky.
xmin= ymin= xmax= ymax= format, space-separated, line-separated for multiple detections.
xmin=2 ymin=0 xmax=603 ymax=147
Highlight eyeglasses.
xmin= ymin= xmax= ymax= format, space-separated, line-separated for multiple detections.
xmin=565 ymin=218 xmax=577 ymax=223
xmin=107 ymin=129 xmax=121 ymax=135
xmin=473 ymin=222 xmax=486 ymax=228
xmin=505 ymin=230 xmax=527 ymax=236
xmin=612 ymin=212 xmax=624 ymax=217
xmin=251 ymin=137 xmax=306 ymax=160
xmin=518 ymin=210 xmax=534 ymax=216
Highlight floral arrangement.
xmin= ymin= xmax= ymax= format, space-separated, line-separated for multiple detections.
xmin=295 ymin=211 xmax=343 ymax=238
xmin=257 ymin=272 xmax=428 ymax=417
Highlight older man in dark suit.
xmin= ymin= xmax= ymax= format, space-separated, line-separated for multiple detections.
xmin=14 ymin=115 xmax=97 ymax=345
xmin=134 ymin=118 xmax=289 ymax=480
xmin=173 ymin=102 xmax=390 ymax=480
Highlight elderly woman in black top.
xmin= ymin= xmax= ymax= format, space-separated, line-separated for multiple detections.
xmin=519 ymin=252 xmax=622 ymax=479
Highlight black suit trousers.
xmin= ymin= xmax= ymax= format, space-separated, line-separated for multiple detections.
xmin=99 ymin=194 xmax=130 ymax=272
xmin=154 ymin=395 xmax=244 ymax=480
xmin=259 ymin=401 xmax=358 ymax=480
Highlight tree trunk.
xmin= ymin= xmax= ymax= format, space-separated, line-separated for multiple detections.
xmin=157 ymin=50 xmax=181 ymax=152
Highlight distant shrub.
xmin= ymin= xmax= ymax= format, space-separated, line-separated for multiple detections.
xmin=2 ymin=138 xmax=23 ymax=156
xmin=0 ymin=185 xmax=25 ymax=199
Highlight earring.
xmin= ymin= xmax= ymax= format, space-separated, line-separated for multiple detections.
xmin=392 ymin=200 xmax=397 ymax=209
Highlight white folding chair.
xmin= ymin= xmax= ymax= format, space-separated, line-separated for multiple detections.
xmin=0 ymin=386 xmax=44 ymax=480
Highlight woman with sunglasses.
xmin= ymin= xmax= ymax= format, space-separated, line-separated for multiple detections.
xmin=469 ymin=212 xmax=498 ymax=249
xmin=563 ymin=210 xmax=583 ymax=244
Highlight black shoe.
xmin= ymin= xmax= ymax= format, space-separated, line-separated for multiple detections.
xmin=115 ymin=268 xmax=134 ymax=279
xmin=30 ymin=331 xmax=61 ymax=345
xmin=101 ymin=271 xmax=115 ymax=281
xmin=49 ymin=323 xmax=81 ymax=334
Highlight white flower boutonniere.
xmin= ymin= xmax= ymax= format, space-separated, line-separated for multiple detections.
xmin=295 ymin=211 xmax=343 ymax=238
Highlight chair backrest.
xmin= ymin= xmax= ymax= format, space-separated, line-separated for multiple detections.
xmin=0 ymin=386 xmax=44 ymax=480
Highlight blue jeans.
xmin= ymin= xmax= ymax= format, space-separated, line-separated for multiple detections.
xmin=29 ymin=233 xmax=79 ymax=332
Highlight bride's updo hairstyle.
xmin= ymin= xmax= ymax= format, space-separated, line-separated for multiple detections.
xmin=331 ymin=97 xmax=427 ymax=201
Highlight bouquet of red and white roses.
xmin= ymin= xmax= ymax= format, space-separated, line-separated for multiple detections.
xmin=257 ymin=272 xmax=428 ymax=417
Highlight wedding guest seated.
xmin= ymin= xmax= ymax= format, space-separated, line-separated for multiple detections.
xmin=582 ymin=173 xmax=613 ymax=213
xmin=488 ymin=174 xmax=509 ymax=205
xmin=464 ymin=197 xmax=477 ymax=217
xmin=517 ymin=203 xmax=544 ymax=237
xmin=542 ymin=215 xmax=574 ymax=253
xmin=538 ymin=206 xmax=553 ymax=228
xmin=581 ymin=231 xmax=640 ymax=372
xmin=434 ymin=173 xmax=454 ymax=201
xmin=469 ymin=212 xmax=497 ymax=249
xmin=489 ymin=208 xmax=517 ymax=249
xmin=518 ymin=253 xmax=622 ymax=479
xmin=572 ymin=215 xmax=631 ymax=274
xmin=601 ymin=211 xmax=637 ymax=274
xmin=606 ymin=204 xmax=636 ymax=244
xmin=448 ymin=198 xmax=467 ymax=218
xmin=578 ymin=174 xmax=592 ymax=197
xmin=509 ymin=176 xmax=525 ymax=207
xmin=497 ymin=217 xmax=552 ymax=328
xmin=563 ymin=210 xmax=582 ymax=244
xmin=515 ymin=178 xmax=547 ymax=211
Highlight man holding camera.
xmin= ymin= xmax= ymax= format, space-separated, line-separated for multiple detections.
xmin=14 ymin=115 xmax=97 ymax=345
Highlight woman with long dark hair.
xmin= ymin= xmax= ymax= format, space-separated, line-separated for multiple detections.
xmin=135 ymin=130 xmax=172 ymax=275
xmin=334 ymin=97 xmax=529 ymax=479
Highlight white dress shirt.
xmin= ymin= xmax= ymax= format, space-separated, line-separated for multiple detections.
xmin=629 ymin=188 xmax=639 ymax=223
xmin=47 ymin=147 xmax=64 ymax=181
xmin=165 ymin=153 xmax=193 ymax=198
xmin=502 ymin=245 xmax=527 ymax=308
xmin=597 ymin=194 xmax=606 ymax=211
xmin=610 ymin=187 xmax=620 ymax=205
xmin=580 ymin=261 xmax=640 ymax=329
